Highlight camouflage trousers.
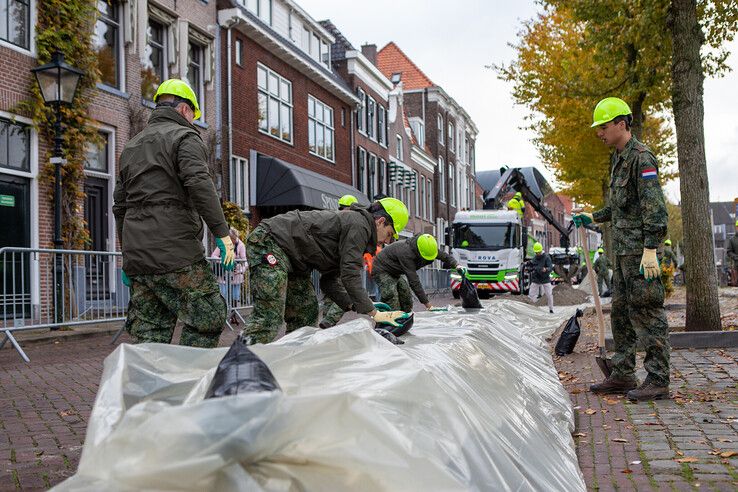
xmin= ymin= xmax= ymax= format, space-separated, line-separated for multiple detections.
xmin=125 ymin=259 xmax=226 ymax=348
xmin=610 ymin=254 xmax=670 ymax=386
xmin=597 ymin=272 xmax=612 ymax=295
xmin=320 ymin=297 xmax=347 ymax=328
xmin=374 ymin=273 xmax=413 ymax=312
xmin=242 ymin=226 xmax=319 ymax=344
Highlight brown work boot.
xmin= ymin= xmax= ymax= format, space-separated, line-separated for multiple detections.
xmin=590 ymin=375 xmax=638 ymax=395
xmin=627 ymin=381 xmax=670 ymax=402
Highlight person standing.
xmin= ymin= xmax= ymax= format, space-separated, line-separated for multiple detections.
xmin=371 ymin=234 xmax=459 ymax=312
xmin=574 ymin=97 xmax=670 ymax=402
xmin=114 ymin=79 xmax=234 ymax=348
xmin=593 ymin=247 xmax=612 ymax=296
xmin=242 ymin=198 xmax=409 ymax=344
xmin=728 ymin=221 xmax=738 ymax=286
xmin=213 ymin=227 xmax=248 ymax=308
xmin=660 ymin=239 xmax=678 ymax=296
xmin=528 ymin=242 xmax=554 ymax=313
xmin=506 ymin=191 xmax=525 ymax=220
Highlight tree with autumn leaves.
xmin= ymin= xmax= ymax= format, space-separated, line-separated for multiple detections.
xmin=498 ymin=0 xmax=737 ymax=331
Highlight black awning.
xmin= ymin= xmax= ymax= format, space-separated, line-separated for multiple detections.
xmin=255 ymin=154 xmax=370 ymax=209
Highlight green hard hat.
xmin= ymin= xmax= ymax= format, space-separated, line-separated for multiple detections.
xmin=664 ymin=239 xmax=672 ymax=246
xmin=591 ymin=97 xmax=631 ymax=128
xmin=378 ymin=197 xmax=409 ymax=239
xmin=154 ymin=79 xmax=201 ymax=119
xmin=597 ymin=247 xmax=604 ymax=253
xmin=417 ymin=234 xmax=438 ymax=261
xmin=533 ymin=242 xmax=543 ymax=253
xmin=461 ymin=240 xmax=469 ymax=247
xmin=338 ymin=194 xmax=358 ymax=208
xmin=514 ymin=191 xmax=522 ymax=199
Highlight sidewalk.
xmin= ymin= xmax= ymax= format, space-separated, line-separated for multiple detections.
xmin=555 ymin=308 xmax=738 ymax=491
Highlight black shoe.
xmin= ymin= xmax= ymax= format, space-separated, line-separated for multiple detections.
xmin=590 ymin=375 xmax=638 ymax=395
xmin=627 ymin=381 xmax=670 ymax=402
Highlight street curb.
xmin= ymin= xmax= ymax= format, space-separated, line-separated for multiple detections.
xmin=2 ymin=323 xmax=124 ymax=347
xmin=605 ymin=330 xmax=738 ymax=350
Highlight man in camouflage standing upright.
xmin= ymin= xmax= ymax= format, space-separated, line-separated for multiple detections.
xmin=574 ymin=97 xmax=670 ymax=402
xmin=593 ymin=247 xmax=612 ymax=296
xmin=114 ymin=79 xmax=234 ymax=348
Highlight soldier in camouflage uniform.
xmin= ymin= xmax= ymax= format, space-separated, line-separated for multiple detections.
xmin=593 ymin=247 xmax=612 ymax=296
xmin=114 ymin=79 xmax=233 ymax=348
xmin=660 ymin=239 xmax=678 ymax=297
xmin=574 ymin=97 xmax=670 ymax=402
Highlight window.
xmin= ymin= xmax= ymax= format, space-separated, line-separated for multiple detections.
xmin=321 ymin=39 xmax=329 ymax=67
xmin=367 ymin=96 xmax=376 ymax=140
xmin=427 ymin=179 xmax=433 ymax=220
xmin=437 ymin=114 xmax=444 ymax=145
xmin=141 ymin=19 xmax=166 ymax=101
xmin=258 ymin=0 xmax=271 ymax=24
xmin=310 ymin=32 xmax=319 ymax=59
xmin=420 ymin=176 xmax=427 ymax=220
xmin=368 ymin=153 xmax=376 ymax=199
xmin=0 ymin=117 xmax=30 ymax=172
xmin=84 ymin=132 xmax=109 ymax=172
xmin=188 ymin=41 xmax=205 ymax=120
xmin=357 ymin=147 xmax=366 ymax=194
xmin=396 ymin=134 xmax=403 ymax=160
xmin=449 ymin=164 xmax=456 ymax=206
xmin=1 ymin=0 xmax=30 ymax=49
xmin=308 ymin=95 xmax=334 ymax=162
xmin=439 ymin=157 xmax=445 ymax=203
xmin=410 ymin=119 xmax=424 ymax=148
xmin=414 ymin=171 xmax=420 ymax=217
xmin=301 ymin=25 xmax=310 ymax=51
xmin=377 ymin=106 xmax=386 ymax=146
xmin=378 ymin=158 xmax=385 ymax=196
xmin=230 ymin=156 xmax=249 ymax=210
xmin=235 ymin=39 xmax=243 ymax=66
xmin=357 ymin=89 xmax=366 ymax=134
xmin=93 ymin=0 xmax=121 ymax=88
xmin=448 ymin=122 xmax=455 ymax=152
xmin=257 ymin=64 xmax=292 ymax=143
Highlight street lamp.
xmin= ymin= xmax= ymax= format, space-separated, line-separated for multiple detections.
xmin=31 ymin=51 xmax=84 ymax=325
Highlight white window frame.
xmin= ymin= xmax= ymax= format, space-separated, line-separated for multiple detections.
xmin=94 ymin=0 xmax=125 ymax=91
xmin=427 ymin=178 xmax=433 ymax=220
xmin=83 ymin=125 xmax=117 ymax=261
xmin=449 ymin=163 xmax=456 ymax=206
xmin=368 ymin=153 xmax=377 ymax=199
xmin=257 ymin=63 xmax=293 ymax=144
xmin=141 ymin=16 xmax=169 ymax=102
xmin=377 ymin=105 xmax=386 ymax=146
xmin=230 ymin=155 xmax=249 ymax=211
xmin=357 ymin=88 xmax=366 ymax=135
xmin=413 ymin=171 xmax=420 ymax=218
xmin=410 ymin=118 xmax=424 ymax=148
xmin=439 ymin=157 xmax=445 ymax=203
xmin=420 ymin=176 xmax=427 ymax=220
xmin=357 ymin=147 xmax=367 ymax=195
xmin=367 ymin=96 xmax=376 ymax=140
xmin=0 ymin=0 xmax=35 ymax=55
xmin=188 ymin=39 xmax=206 ymax=122
xmin=448 ymin=122 xmax=455 ymax=153
xmin=396 ymin=134 xmax=403 ymax=160
xmin=308 ymin=94 xmax=335 ymax=163
xmin=437 ymin=114 xmax=444 ymax=145
xmin=235 ymin=38 xmax=243 ymax=66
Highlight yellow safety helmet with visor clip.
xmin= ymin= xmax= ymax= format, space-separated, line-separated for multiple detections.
xmin=416 ymin=234 xmax=438 ymax=261
xmin=591 ymin=97 xmax=631 ymax=128
xmin=378 ymin=197 xmax=409 ymax=239
xmin=154 ymin=79 xmax=201 ymax=120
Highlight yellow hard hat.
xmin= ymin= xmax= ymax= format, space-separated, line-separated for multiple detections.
xmin=154 ymin=79 xmax=201 ymax=119
xmin=338 ymin=194 xmax=358 ymax=208
xmin=378 ymin=197 xmax=409 ymax=239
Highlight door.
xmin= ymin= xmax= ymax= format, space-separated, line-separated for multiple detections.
xmin=0 ymin=175 xmax=31 ymax=317
xmin=84 ymin=177 xmax=110 ymax=300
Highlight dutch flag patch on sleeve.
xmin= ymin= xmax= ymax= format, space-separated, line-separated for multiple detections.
xmin=641 ymin=167 xmax=658 ymax=180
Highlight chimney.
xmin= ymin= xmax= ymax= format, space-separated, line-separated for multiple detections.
xmin=361 ymin=44 xmax=377 ymax=65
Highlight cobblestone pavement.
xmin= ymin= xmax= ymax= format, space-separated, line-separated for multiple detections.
xmin=556 ymin=310 xmax=738 ymax=491
xmin=2 ymin=292 xmax=737 ymax=490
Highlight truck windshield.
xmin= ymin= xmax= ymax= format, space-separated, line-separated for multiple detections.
xmin=454 ymin=224 xmax=520 ymax=250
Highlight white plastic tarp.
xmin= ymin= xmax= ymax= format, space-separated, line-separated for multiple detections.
xmin=54 ymin=301 xmax=586 ymax=491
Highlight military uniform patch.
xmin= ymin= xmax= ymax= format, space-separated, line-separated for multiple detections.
xmin=641 ymin=167 xmax=658 ymax=180
xmin=265 ymin=253 xmax=278 ymax=266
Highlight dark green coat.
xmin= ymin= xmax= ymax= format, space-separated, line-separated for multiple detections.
xmin=594 ymin=253 xmax=611 ymax=276
xmin=113 ymin=108 xmax=228 ymax=275
xmin=592 ymin=137 xmax=668 ymax=255
xmin=262 ymin=206 xmax=377 ymax=314
xmin=372 ymin=234 xmax=457 ymax=305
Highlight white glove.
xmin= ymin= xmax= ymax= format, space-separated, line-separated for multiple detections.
xmin=640 ymin=248 xmax=660 ymax=280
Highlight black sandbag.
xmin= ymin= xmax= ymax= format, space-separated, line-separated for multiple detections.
xmin=460 ymin=275 xmax=483 ymax=309
xmin=554 ymin=309 xmax=583 ymax=356
xmin=205 ymin=338 xmax=281 ymax=398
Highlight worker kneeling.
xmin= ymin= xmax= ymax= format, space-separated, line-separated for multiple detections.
xmin=372 ymin=233 xmax=458 ymax=312
xmin=241 ymin=198 xmax=409 ymax=345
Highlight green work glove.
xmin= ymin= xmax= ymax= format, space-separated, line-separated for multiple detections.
xmin=373 ymin=302 xmax=392 ymax=312
xmin=456 ymin=265 xmax=468 ymax=276
xmin=572 ymin=212 xmax=593 ymax=228
xmin=372 ymin=310 xmax=407 ymax=328
xmin=216 ymin=236 xmax=235 ymax=271
xmin=121 ymin=270 xmax=131 ymax=287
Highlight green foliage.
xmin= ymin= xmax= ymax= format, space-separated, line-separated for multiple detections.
xmin=18 ymin=0 xmax=101 ymax=248
xmin=496 ymin=0 xmax=737 ymax=207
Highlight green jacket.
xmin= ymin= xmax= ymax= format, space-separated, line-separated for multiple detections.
xmin=593 ymin=253 xmax=611 ymax=276
xmin=660 ymin=247 xmax=678 ymax=268
xmin=372 ymin=234 xmax=457 ymax=305
xmin=262 ymin=206 xmax=377 ymax=314
xmin=727 ymin=235 xmax=738 ymax=264
xmin=113 ymin=108 xmax=228 ymax=275
xmin=592 ymin=137 xmax=668 ymax=256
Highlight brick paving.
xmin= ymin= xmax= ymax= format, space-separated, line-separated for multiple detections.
xmin=2 ymin=293 xmax=737 ymax=491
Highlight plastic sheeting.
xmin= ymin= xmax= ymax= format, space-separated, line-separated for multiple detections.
xmin=54 ymin=301 xmax=586 ymax=492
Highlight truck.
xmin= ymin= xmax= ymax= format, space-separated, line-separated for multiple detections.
xmin=449 ymin=166 xmax=585 ymax=298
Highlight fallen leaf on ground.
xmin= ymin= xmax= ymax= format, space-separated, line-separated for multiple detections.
xmin=720 ymin=451 xmax=738 ymax=458
xmin=584 ymin=408 xmax=596 ymax=415
xmin=604 ymin=398 xmax=620 ymax=405
xmin=676 ymin=451 xmax=684 ymax=456
xmin=615 ymin=417 xmax=625 ymax=422
xmin=717 ymin=438 xmax=732 ymax=443
xmin=621 ymin=469 xmax=633 ymax=474
xmin=611 ymin=438 xmax=628 ymax=443
xmin=573 ymin=432 xmax=587 ymax=437
xmin=675 ymin=457 xmax=699 ymax=463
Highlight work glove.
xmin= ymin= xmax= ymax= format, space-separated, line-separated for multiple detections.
xmin=372 ymin=310 xmax=407 ymax=328
xmin=374 ymin=327 xmax=405 ymax=345
xmin=572 ymin=212 xmax=593 ymax=228
xmin=425 ymin=302 xmax=434 ymax=310
xmin=121 ymin=270 xmax=131 ymax=287
xmin=640 ymin=248 xmax=660 ymax=280
xmin=373 ymin=301 xmax=392 ymax=312
xmin=216 ymin=236 xmax=235 ymax=271
xmin=456 ymin=265 xmax=468 ymax=276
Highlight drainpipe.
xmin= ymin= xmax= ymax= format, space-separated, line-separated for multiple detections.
xmin=227 ymin=25 xmax=233 ymax=199
xmin=350 ymin=104 xmax=356 ymax=190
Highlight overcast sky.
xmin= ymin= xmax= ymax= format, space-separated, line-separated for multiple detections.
xmin=300 ymin=0 xmax=737 ymax=204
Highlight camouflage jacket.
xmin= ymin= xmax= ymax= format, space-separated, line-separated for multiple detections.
xmin=592 ymin=137 xmax=668 ymax=256
xmin=660 ymin=247 xmax=678 ymax=268
xmin=593 ymin=253 xmax=611 ymax=276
